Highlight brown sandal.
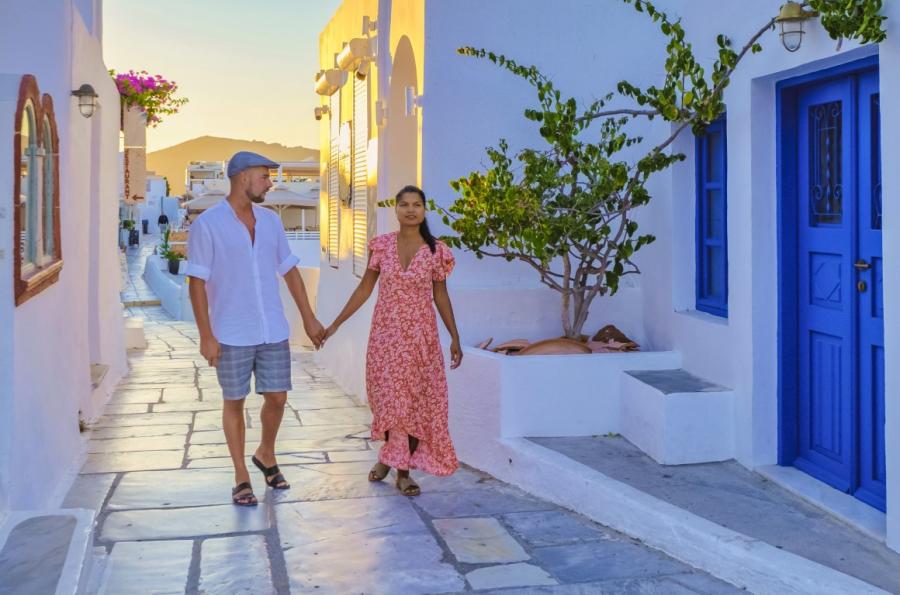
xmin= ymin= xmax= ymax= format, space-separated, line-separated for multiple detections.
xmin=231 ymin=482 xmax=258 ymax=506
xmin=368 ymin=462 xmax=391 ymax=482
xmin=396 ymin=475 xmax=420 ymax=497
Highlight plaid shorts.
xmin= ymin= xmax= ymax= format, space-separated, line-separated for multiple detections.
xmin=216 ymin=341 xmax=292 ymax=399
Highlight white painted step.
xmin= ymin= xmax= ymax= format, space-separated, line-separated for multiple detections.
xmin=620 ymin=368 xmax=735 ymax=465
xmin=0 ymin=509 xmax=97 ymax=595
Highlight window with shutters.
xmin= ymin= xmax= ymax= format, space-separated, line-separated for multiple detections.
xmin=695 ymin=116 xmax=728 ymax=317
xmin=352 ymin=75 xmax=370 ymax=277
xmin=327 ymin=92 xmax=340 ymax=267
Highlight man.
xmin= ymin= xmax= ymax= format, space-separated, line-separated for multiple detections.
xmin=157 ymin=211 xmax=170 ymax=235
xmin=185 ymin=151 xmax=326 ymax=506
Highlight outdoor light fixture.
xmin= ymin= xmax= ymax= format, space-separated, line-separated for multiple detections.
xmin=71 ymin=83 xmax=99 ymax=118
xmin=775 ymin=1 xmax=818 ymax=52
xmin=314 ymin=105 xmax=330 ymax=121
xmin=405 ymin=86 xmax=422 ymax=117
xmin=362 ymin=15 xmax=377 ymax=35
xmin=356 ymin=61 xmax=370 ymax=81
xmin=337 ymin=38 xmax=375 ymax=71
xmin=315 ymin=68 xmax=348 ymax=96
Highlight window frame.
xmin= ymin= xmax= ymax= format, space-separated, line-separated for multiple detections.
xmin=13 ymin=75 xmax=63 ymax=306
xmin=694 ymin=116 xmax=728 ymax=318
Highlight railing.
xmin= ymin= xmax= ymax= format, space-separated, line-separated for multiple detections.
xmin=284 ymin=231 xmax=320 ymax=241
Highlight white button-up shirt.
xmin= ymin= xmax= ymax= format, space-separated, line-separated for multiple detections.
xmin=184 ymin=199 xmax=299 ymax=346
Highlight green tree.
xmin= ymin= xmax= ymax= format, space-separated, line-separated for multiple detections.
xmin=435 ymin=0 xmax=886 ymax=339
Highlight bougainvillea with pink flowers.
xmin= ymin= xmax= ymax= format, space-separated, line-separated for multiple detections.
xmin=110 ymin=69 xmax=188 ymax=126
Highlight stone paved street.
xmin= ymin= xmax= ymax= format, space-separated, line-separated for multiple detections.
xmin=64 ymin=246 xmax=743 ymax=594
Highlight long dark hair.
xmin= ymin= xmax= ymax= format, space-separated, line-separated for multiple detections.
xmin=396 ymin=184 xmax=436 ymax=253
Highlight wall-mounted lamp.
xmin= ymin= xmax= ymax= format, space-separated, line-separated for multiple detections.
xmin=775 ymin=2 xmax=818 ymax=52
xmin=362 ymin=15 xmax=377 ymax=35
xmin=356 ymin=61 xmax=371 ymax=81
xmin=314 ymin=105 xmax=331 ymax=121
xmin=405 ymin=86 xmax=422 ymax=117
xmin=337 ymin=38 xmax=375 ymax=72
xmin=72 ymin=83 xmax=99 ymax=118
xmin=315 ymin=69 xmax=348 ymax=96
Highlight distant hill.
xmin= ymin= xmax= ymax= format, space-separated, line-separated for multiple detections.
xmin=147 ymin=136 xmax=319 ymax=194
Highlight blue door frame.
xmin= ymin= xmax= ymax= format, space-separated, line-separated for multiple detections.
xmin=777 ymin=54 xmax=885 ymax=511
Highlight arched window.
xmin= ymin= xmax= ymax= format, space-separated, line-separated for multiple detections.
xmin=42 ymin=115 xmax=56 ymax=257
xmin=14 ymin=75 xmax=63 ymax=305
xmin=18 ymin=101 xmax=37 ymax=271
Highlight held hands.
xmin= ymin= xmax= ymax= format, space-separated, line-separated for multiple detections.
xmin=323 ymin=323 xmax=340 ymax=343
xmin=450 ymin=339 xmax=463 ymax=369
xmin=200 ymin=335 xmax=221 ymax=367
xmin=304 ymin=317 xmax=327 ymax=349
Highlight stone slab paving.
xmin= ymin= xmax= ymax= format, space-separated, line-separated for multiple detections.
xmin=533 ymin=435 xmax=900 ymax=593
xmin=70 ymin=297 xmax=741 ymax=593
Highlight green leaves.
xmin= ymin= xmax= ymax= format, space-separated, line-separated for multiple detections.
xmin=446 ymin=0 xmax=886 ymax=338
xmin=808 ymin=0 xmax=887 ymax=44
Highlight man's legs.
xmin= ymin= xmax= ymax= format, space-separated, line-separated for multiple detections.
xmin=223 ymin=398 xmax=251 ymax=488
xmin=255 ymin=390 xmax=287 ymax=467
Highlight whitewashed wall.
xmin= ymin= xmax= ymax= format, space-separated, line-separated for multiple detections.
xmin=316 ymin=0 xmax=899 ymax=550
xmin=0 ymin=0 xmax=125 ymax=511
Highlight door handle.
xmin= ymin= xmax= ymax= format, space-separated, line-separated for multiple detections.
xmin=854 ymin=259 xmax=871 ymax=271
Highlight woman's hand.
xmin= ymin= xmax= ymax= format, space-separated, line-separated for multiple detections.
xmin=450 ymin=339 xmax=463 ymax=369
xmin=324 ymin=323 xmax=340 ymax=342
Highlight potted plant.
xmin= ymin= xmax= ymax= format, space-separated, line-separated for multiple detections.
xmin=122 ymin=219 xmax=139 ymax=246
xmin=110 ymin=70 xmax=188 ymax=127
xmin=162 ymin=249 xmax=185 ymax=275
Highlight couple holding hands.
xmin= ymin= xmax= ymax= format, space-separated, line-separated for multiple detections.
xmin=186 ymin=151 xmax=462 ymax=506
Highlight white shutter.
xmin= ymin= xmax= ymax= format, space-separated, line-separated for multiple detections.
xmin=327 ymin=92 xmax=340 ymax=267
xmin=352 ymin=76 xmax=370 ymax=277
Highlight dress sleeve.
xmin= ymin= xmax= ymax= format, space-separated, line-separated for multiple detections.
xmin=367 ymin=236 xmax=383 ymax=271
xmin=184 ymin=218 xmax=213 ymax=281
xmin=432 ymin=242 xmax=455 ymax=281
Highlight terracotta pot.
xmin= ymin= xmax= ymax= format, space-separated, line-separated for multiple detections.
xmin=516 ymin=338 xmax=592 ymax=356
xmin=492 ymin=339 xmax=530 ymax=353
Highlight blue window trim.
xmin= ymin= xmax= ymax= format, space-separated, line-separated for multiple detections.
xmin=695 ymin=116 xmax=728 ymax=317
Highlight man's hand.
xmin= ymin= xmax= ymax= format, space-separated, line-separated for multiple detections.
xmin=200 ymin=335 xmax=221 ymax=367
xmin=304 ymin=317 xmax=327 ymax=349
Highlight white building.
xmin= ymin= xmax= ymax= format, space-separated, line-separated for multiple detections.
xmin=0 ymin=0 xmax=126 ymax=516
xmin=314 ymin=0 xmax=900 ymax=557
xmin=184 ymin=160 xmax=227 ymax=196
xmin=136 ymin=173 xmax=172 ymax=234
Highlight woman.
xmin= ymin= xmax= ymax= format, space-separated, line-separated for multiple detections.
xmin=325 ymin=185 xmax=462 ymax=496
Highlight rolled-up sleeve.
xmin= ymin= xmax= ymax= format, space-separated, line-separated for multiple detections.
xmin=184 ymin=219 xmax=213 ymax=281
xmin=276 ymin=220 xmax=300 ymax=276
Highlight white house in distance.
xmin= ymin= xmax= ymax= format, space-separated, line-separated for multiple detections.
xmin=0 ymin=0 xmax=125 ymax=537
xmin=314 ymin=0 xmax=900 ymax=570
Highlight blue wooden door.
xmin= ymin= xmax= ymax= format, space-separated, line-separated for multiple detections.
xmin=855 ymin=71 xmax=885 ymax=510
xmin=791 ymin=68 xmax=885 ymax=510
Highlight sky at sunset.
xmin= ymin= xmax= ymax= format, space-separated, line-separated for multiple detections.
xmin=103 ymin=0 xmax=343 ymax=152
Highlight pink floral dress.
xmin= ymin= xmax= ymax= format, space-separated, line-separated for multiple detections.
xmin=366 ymin=232 xmax=458 ymax=476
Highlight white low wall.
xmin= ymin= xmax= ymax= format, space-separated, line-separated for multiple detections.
xmin=279 ymin=266 xmax=320 ymax=348
xmin=287 ymin=239 xmax=320 ymax=269
xmin=143 ymin=255 xmax=194 ymax=322
xmin=448 ymin=346 xmax=681 ymax=439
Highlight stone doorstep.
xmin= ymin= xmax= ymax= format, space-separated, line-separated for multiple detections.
xmin=620 ymin=369 xmax=735 ymax=465
xmin=0 ymin=509 xmax=98 ymax=595
xmin=467 ymin=438 xmax=889 ymax=595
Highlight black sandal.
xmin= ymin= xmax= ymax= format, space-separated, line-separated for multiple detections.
xmin=232 ymin=482 xmax=258 ymax=506
xmin=252 ymin=455 xmax=290 ymax=490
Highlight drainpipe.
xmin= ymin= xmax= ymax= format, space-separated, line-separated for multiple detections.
xmin=376 ymin=0 xmax=392 ymax=234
